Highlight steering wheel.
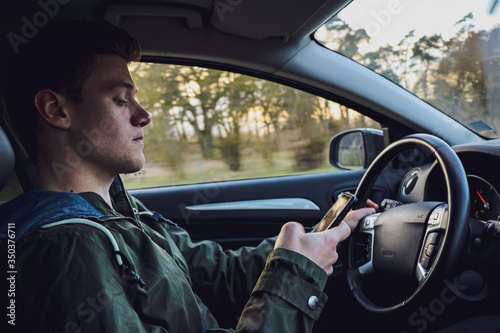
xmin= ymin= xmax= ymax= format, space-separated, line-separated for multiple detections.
xmin=347 ymin=134 xmax=470 ymax=313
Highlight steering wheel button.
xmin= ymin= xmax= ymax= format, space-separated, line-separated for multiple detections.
xmin=361 ymin=215 xmax=377 ymax=230
xmin=426 ymin=232 xmax=439 ymax=245
xmin=425 ymin=244 xmax=435 ymax=257
xmin=308 ymin=296 xmax=319 ymax=310
xmin=420 ymin=255 xmax=431 ymax=269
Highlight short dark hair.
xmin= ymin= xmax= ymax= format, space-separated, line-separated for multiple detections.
xmin=1 ymin=20 xmax=141 ymax=163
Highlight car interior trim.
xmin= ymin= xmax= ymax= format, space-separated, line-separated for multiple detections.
xmin=185 ymin=198 xmax=321 ymax=211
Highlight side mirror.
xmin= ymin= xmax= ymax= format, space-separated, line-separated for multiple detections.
xmin=329 ymin=129 xmax=385 ymax=170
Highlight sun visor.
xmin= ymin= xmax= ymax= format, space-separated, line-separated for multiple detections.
xmin=210 ymin=0 xmax=350 ymax=40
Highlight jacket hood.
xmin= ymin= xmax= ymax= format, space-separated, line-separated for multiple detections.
xmin=0 ymin=190 xmax=104 ymax=241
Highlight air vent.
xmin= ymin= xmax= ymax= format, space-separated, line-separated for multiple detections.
xmin=401 ymin=169 xmax=420 ymax=196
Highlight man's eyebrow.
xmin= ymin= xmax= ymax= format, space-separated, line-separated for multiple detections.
xmin=107 ymin=80 xmax=136 ymax=92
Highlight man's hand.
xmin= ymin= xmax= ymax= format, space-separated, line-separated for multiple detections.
xmin=274 ymin=201 xmax=377 ymax=276
xmin=343 ymin=199 xmax=378 ymax=231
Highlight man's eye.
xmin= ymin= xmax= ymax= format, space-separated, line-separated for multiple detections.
xmin=114 ymin=98 xmax=128 ymax=106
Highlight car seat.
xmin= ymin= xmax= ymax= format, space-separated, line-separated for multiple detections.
xmin=0 ymin=126 xmax=15 ymax=192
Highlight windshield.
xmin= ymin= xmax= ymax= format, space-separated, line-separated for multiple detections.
xmin=315 ymin=0 xmax=500 ymax=138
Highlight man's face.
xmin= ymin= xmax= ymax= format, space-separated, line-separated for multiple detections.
xmin=65 ymin=54 xmax=151 ymax=177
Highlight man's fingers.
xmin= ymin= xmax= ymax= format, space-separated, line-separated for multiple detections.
xmin=274 ymin=221 xmax=305 ymax=250
xmin=365 ymin=199 xmax=379 ymax=210
xmin=328 ymin=220 xmax=352 ymax=242
xmin=344 ymin=207 xmax=377 ymax=230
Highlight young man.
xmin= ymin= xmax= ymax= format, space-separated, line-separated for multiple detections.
xmin=0 ymin=21 xmax=377 ymax=332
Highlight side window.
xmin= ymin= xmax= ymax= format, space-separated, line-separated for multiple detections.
xmin=122 ymin=63 xmax=380 ymax=189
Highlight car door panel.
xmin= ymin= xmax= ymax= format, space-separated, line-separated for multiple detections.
xmin=130 ymin=169 xmax=386 ymax=248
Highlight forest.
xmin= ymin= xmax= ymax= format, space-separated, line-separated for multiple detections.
xmin=125 ymin=62 xmax=378 ymax=188
xmin=320 ymin=14 xmax=500 ymax=136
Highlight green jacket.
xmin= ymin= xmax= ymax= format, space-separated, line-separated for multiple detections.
xmin=8 ymin=189 xmax=328 ymax=332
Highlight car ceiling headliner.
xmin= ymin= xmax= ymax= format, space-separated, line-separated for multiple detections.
xmin=0 ymin=0 xmax=351 ymax=71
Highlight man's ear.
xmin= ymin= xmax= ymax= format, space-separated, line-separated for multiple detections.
xmin=34 ymin=89 xmax=71 ymax=130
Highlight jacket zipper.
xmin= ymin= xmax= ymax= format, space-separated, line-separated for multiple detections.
xmin=110 ymin=175 xmax=145 ymax=232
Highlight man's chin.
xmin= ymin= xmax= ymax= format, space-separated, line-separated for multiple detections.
xmin=119 ymin=158 xmax=145 ymax=175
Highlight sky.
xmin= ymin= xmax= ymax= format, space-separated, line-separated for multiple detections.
xmin=334 ymin=0 xmax=499 ymax=52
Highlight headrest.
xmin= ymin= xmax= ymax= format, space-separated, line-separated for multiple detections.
xmin=0 ymin=126 xmax=15 ymax=191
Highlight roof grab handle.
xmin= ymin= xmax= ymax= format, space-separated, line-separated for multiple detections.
xmin=104 ymin=5 xmax=204 ymax=29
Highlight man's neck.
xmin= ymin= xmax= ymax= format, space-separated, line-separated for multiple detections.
xmin=36 ymin=158 xmax=115 ymax=207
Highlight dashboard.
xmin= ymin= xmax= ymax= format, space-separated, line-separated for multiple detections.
xmin=467 ymin=175 xmax=500 ymax=221
xmin=390 ymin=139 xmax=500 ymax=223
xmin=454 ymin=142 xmax=500 ymax=222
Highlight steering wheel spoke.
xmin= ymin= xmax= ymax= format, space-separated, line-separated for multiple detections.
xmin=416 ymin=204 xmax=448 ymax=282
xmin=355 ymin=213 xmax=379 ymax=275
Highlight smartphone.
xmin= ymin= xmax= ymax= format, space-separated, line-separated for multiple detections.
xmin=312 ymin=192 xmax=358 ymax=232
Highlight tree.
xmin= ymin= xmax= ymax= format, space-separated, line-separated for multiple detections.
xmin=362 ymin=45 xmax=401 ymax=85
xmin=396 ymin=30 xmax=416 ymax=90
xmin=255 ymin=79 xmax=287 ymax=146
xmin=433 ymin=13 xmax=493 ymax=125
xmin=323 ymin=17 xmax=370 ymax=60
xmin=411 ymin=34 xmax=444 ymax=99
xmin=217 ymin=72 xmax=256 ymax=171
